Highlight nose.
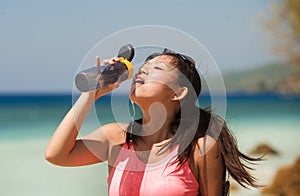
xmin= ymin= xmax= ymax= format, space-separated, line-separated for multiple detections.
xmin=136 ymin=67 xmax=147 ymax=77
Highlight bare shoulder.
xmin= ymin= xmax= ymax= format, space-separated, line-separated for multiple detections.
xmin=193 ymin=135 xmax=225 ymax=195
xmin=195 ymin=135 xmax=219 ymax=158
xmin=193 ymin=135 xmax=223 ymax=169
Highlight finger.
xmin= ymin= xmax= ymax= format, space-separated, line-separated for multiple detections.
xmin=113 ymin=81 xmax=121 ymax=88
xmin=108 ymin=59 xmax=115 ymax=64
xmin=96 ymin=56 xmax=100 ymax=66
xmin=112 ymin=57 xmax=120 ymax=62
xmin=102 ymin=59 xmax=110 ymax=65
xmin=108 ymin=82 xmax=119 ymax=90
xmin=108 ymin=57 xmax=121 ymax=65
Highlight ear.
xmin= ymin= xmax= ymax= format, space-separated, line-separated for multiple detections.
xmin=171 ymin=87 xmax=188 ymax=101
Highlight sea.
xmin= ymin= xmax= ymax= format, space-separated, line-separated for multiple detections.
xmin=0 ymin=93 xmax=299 ymax=196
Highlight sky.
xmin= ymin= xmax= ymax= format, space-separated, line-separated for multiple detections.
xmin=0 ymin=0 xmax=281 ymax=93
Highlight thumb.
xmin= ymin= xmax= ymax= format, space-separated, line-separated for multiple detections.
xmin=96 ymin=56 xmax=100 ymax=66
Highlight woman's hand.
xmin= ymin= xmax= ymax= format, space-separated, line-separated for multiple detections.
xmin=86 ymin=56 xmax=121 ymax=100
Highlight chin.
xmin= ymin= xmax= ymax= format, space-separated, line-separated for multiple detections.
xmin=129 ymin=91 xmax=152 ymax=107
xmin=129 ymin=91 xmax=136 ymax=102
xmin=129 ymin=91 xmax=142 ymax=103
xmin=129 ymin=90 xmax=142 ymax=104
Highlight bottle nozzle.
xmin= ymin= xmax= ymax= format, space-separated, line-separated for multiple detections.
xmin=117 ymin=44 xmax=135 ymax=62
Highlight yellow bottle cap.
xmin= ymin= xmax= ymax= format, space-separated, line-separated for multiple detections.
xmin=119 ymin=57 xmax=134 ymax=80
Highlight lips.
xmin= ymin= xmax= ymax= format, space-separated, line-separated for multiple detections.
xmin=135 ymin=75 xmax=145 ymax=84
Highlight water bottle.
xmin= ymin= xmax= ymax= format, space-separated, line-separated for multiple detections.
xmin=75 ymin=44 xmax=135 ymax=92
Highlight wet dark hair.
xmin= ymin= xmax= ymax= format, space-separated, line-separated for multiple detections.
xmin=126 ymin=49 xmax=261 ymax=189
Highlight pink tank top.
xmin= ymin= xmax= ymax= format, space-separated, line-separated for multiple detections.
xmin=107 ymin=142 xmax=199 ymax=196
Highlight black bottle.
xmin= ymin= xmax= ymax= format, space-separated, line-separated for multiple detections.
xmin=75 ymin=44 xmax=134 ymax=92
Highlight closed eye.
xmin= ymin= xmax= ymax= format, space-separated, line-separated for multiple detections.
xmin=154 ymin=66 xmax=163 ymax=70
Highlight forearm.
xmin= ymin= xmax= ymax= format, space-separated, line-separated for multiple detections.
xmin=45 ymin=93 xmax=95 ymax=163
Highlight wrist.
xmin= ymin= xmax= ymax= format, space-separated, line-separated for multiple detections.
xmin=80 ymin=92 xmax=97 ymax=104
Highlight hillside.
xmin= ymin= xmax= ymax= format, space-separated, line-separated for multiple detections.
xmin=203 ymin=63 xmax=300 ymax=95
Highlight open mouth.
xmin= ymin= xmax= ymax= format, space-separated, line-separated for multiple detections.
xmin=135 ymin=76 xmax=145 ymax=84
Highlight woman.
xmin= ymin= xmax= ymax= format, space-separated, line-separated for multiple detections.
xmin=45 ymin=49 xmax=260 ymax=196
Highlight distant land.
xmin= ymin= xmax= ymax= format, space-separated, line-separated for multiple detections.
xmin=0 ymin=63 xmax=299 ymax=97
xmin=203 ymin=63 xmax=300 ymax=96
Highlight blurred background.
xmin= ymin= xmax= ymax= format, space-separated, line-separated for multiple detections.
xmin=0 ymin=0 xmax=299 ymax=195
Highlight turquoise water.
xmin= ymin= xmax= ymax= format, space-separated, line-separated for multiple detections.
xmin=0 ymin=94 xmax=299 ymax=196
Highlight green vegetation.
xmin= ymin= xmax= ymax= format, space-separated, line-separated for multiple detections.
xmin=203 ymin=63 xmax=300 ymax=95
xmin=223 ymin=63 xmax=294 ymax=93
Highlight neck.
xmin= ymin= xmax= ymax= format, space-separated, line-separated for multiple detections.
xmin=140 ymin=118 xmax=173 ymax=146
xmin=138 ymin=102 xmax=177 ymax=146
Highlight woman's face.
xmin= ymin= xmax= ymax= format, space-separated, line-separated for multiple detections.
xmin=129 ymin=55 xmax=181 ymax=104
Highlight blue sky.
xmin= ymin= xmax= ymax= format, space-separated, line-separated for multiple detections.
xmin=0 ymin=0 xmax=281 ymax=93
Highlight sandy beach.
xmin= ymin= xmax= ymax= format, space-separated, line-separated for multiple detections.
xmin=229 ymin=120 xmax=300 ymax=195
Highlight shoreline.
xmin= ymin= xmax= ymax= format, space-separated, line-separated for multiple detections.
xmin=1 ymin=91 xmax=300 ymax=99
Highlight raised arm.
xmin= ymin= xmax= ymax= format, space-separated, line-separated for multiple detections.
xmin=44 ymin=57 xmax=123 ymax=166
